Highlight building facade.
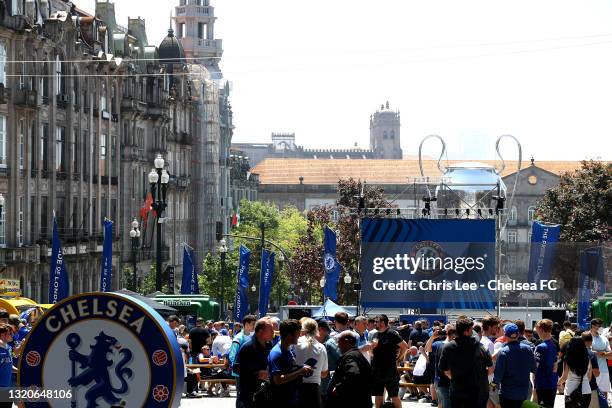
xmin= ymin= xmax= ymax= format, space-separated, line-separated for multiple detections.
xmin=0 ymin=0 xmax=231 ymax=301
xmin=232 ymin=101 xmax=403 ymax=168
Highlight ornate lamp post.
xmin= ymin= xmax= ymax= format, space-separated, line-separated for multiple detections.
xmin=219 ymin=239 xmax=227 ymax=320
xmin=148 ymin=154 xmax=169 ymax=292
xmin=343 ymin=273 xmax=352 ymax=304
xmin=129 ymin=219 xmax=140 ymax=291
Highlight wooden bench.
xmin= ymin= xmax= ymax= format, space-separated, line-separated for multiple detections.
xmin=199 ymin=378 xmax=236 ymax=386
xmin=399 ymin=382 xmax=429 ymax=391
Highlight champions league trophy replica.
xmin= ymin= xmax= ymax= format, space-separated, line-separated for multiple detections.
xmin=418 ymin=134 xmax=523 ymax=313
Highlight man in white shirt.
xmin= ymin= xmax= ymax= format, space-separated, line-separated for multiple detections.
xmin=211 ymin=329 xmax=232 ymax=357
xmin=590 ymin=318 xmax=612 ymax=397
xmin=294 ymin=318 xmax=328 ymax=408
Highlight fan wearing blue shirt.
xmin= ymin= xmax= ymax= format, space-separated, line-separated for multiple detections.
xmin=533 ymin=319 xmax=558 ymax=408
xmin=493 ymin=323 xmax=537 ymax=408
xmin=268 ymin=319 xmax=313 ymax=407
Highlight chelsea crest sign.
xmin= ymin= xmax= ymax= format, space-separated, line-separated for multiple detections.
xmin=18 ymin=292 xmax=184 ymax=407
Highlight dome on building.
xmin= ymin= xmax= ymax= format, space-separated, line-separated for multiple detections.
xmin=158 ymin=28 xmax=185 ymax=64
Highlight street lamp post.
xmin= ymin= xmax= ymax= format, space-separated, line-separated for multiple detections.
xmin=129 ymin=219 xmax=140 ymax=292
xmin=148 ymin=154 xmax=170 ymax=293
xmin=219 ymin=239 xmax=227 ymax=320
xmin=277 ymin=252 xmax=284 ymax=310
xmin=343 ymin=273 xmax=352 ymax=305
xmin=319 ymin=277 xmax=325 ymax=304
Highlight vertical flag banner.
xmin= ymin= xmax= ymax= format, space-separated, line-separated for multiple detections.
xmin=323 ymin=226 xmax=341 ymax=301
xmin=49 ymin=213 xmax=69 ymax=304
xmin=577 ymin=247 xmax=605 ymax=329
xmin=99 ymin=219 xmax=114 ymax=292
xmin=527 ymin=221 xmax=561 ymax=284
xmin=180 ymin=246 xmax=199 ymax=295
xmin=258 ymin=249 xmax=275 ymax=316
xmin=234 ymin=245 xmax=251 ymax=322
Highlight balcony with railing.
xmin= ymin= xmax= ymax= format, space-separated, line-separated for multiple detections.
xmin=178 ymin=37 xmax=222 ymax=57
xmin=0 ymin=246 xmax=40 ymax=265
xmin=175 ymin=5 xmax=213 ymax=16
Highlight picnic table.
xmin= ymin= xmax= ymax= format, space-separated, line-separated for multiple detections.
xmin=187 ymin=363 xmax=227 ymax=370
xmin=397 ymin=365 xmax=414 ymax=372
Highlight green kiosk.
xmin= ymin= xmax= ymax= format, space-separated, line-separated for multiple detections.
xmin=152 ymin=294 xmax=220 ymax=322
xmin=592 ymin=293 xmax=612 ymax=326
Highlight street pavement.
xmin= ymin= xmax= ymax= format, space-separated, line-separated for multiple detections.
xmin=178 ymin=391 xmax=569 ymax=407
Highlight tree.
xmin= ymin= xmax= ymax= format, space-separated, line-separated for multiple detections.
xmin=289 ymin=178 xmax=391 ymax=305
xmin=199 ymin=200 xmax=307 ymax=313
xmin=535 ymin=160 xmax=611 ymax=302
xmin=536 ymin=160 xmax=611 ymax=242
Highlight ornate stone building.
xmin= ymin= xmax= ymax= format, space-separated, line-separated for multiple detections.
xmin=0 ymin=0 xmax=232 ymax=301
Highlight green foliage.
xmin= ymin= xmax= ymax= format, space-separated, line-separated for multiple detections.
xmin=289 ymin=178 xmax=391 ymax=305
xmin=536 ymin=160 xmax=611 ymax=242
xmin=201 ymin=200 xmax=307 ymax=313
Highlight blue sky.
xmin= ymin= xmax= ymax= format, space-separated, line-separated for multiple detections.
xmin=81 ymin=0 xmax=612 ymax=161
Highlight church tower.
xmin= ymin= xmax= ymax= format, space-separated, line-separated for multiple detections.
xmin=370 ymin=101 xmax=402 ymax=159
xmin=173 ymin=0 xmax=223 ymax=79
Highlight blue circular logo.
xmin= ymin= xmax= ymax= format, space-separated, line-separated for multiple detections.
xmin=324 ymin=254 xmax=336 ymax=272
xmin=18 ymin=292 xmax=184 ymax=407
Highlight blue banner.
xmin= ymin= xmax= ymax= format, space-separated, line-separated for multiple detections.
xmin=49 ymin=213 xmax=69 ymax=304
xmin=99 ymin=219 xmax=113 ymax=292
xmin=323 ymin=226 xmax=341 ymax=301
xmin=577 ymin=247 xmax=605 ymax=330
xmin=180 ymin=246 xmax=199 ymax=295
xmin=360 ymin=219 xmax=496 ymax=309
xmin=235 ymin=246 xmax=251 ymax=322
xmin=258 ymin=249 xmax=275 ymax=317
xmin=527 ymin=221 xmax=560 ymax=283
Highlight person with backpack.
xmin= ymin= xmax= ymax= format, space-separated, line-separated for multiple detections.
xmin=558 ymin=336 xmax=592 ymax=408
xmin=492 ymin=323 xmax=536 ymax=408
xmin=438 ymin=317 xmax=492 ymax=408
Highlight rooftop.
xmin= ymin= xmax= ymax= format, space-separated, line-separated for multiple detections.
xmin=252 ymin=159 xmax=589 ymax=185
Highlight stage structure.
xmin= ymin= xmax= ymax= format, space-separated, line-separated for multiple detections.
xmin=331 ymin=135 xmax=523 ymax=316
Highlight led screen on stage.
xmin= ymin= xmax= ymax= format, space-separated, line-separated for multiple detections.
xmin=360 ymin=218 xmax=496 ymax=309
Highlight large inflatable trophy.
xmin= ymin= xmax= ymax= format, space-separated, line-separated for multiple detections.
xmin=418 ymin=134 xmax=522 ymax=220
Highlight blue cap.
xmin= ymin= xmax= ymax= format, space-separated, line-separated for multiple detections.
xmin=504 ymin=323 xmax=519 ymax=338
xmin=220 ymin=329 xmax=228 ymax=336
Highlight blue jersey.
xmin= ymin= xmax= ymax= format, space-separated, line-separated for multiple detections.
xmin=0 ymin=345 xmax=13 ymax=387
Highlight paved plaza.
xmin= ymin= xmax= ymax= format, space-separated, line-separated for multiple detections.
xmin=177 ymin=392 xmax=569 ymax=407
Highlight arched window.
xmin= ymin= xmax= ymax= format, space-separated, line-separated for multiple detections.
xmin=527 ymin=206 xmax=536 ymax=225
xmin=383 ymin=131 xmax=388 ymax=139
xmin=390 ymin=130 xmax=395 ymax=139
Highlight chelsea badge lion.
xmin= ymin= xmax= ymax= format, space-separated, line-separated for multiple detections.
xmin=18 ymin=292 xmax=184 ymax=407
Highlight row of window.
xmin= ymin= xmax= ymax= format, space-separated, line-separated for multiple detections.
xmin=0 ymin=116 xmax=118 ymax=177
xmin=506 ymin=206 xmax=536 ymax=223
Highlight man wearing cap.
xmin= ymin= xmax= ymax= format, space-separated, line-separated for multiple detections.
xmin=212 ymin=328 xmax=233 ymax=358
xmin=493 ymin=323 xmax=536 ymax=408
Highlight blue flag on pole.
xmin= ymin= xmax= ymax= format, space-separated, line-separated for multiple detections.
xmin=180 ymin=246 xmax=199 ymax=295
xmin=527 ymin=221 xmax=560 ymax=283
xmin=258 ymin=249 xmax=275 ymax=317
xmin=235 ymin=245 xmax=251 ymax=322
xmin=577 ymin=247 xmax=605 ymax=330
xmin=49 ymin=212 xmax=69 ymax=303
xmin=323 ymin=226 xmax=340 ymax=301
xmin=99 ymin=219 xmax=113 ymax=292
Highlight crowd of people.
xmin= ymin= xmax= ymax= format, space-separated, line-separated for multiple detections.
xmin=167 ymin=312 xmax=612 ymax=408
